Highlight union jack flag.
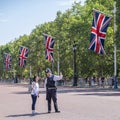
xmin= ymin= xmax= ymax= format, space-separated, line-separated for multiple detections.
xmin=88 ymin=10 xmax=112 ymax=54
xmin=19 ymin=46 xmax=29 ymax=67
xmin=4 ymin=53 xmax=12 ymax=70
xmin=44 ymin=35 xmax=54 ymax=62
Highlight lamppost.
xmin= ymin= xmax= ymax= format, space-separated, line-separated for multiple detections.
xmin=73 ymin=41 xmax=78 ymax=86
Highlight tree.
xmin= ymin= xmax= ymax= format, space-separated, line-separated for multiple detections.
xmin=0 ymin=0 xmax=117 ymax=80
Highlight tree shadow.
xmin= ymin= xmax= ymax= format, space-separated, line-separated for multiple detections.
xmin=12 ymin=87 xmax=120 ymax=95
xmin=57 ymin=87 xmax=120 ymax=94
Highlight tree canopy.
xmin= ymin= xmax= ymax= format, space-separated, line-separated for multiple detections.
xmin=1 ymin=0 xmax=119 ymax=80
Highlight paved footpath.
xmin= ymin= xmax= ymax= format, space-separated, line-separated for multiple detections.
xmin=1 ymin=83 xmax=120 ymax=120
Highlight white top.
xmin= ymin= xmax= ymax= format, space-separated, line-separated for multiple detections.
xmin=44 ymin=74 xmax=63 ymax=89
xmin=31 ymin=82 xmax=39 ymax=96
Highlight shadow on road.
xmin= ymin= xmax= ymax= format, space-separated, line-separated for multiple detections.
xmin=6 ymin=112 xmax=50 ymax=117
xmin=76 ymin=92 xmax=120 ymax=97
xmin=11 ymin=87 xmax=120 ymax=97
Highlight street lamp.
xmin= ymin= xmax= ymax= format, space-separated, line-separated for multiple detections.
xmin=73 ymin=42 xmax=78 ymax=86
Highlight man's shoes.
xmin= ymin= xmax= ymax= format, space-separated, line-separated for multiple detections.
xmin=48 ymin=110 xmax=60 ymax=113
xmin=55 ymin=110 xmax=60 ymax=113
xmin=48 ymin=111 xmax=51 ymax=113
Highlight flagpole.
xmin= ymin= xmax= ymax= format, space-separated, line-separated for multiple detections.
xmin=93 ymin=8 xmax=112 ymax=17
xmin=57 ymin=39 xmax=60 ymax=75
xmin=113 ymin=1 xmax=118 ymax=89
xmin=29 ymin=48 xmax=32 ymax=84
xmin=13 ymin=69 xmax=16 ymax=78
xmin=52 ymin=62 xmax=54 ymax=73
xmin=73 ymin=41 xmax=78 ymax=86
xmin=30 ymin=65 xmax=32 ymax=78
xmin=20 ymin=45 xmax=28 ymax=49
xmin=114 ymin=1 xmax=117 ymax=77
xmin=43 ymin=33 xmax=55 ymax=39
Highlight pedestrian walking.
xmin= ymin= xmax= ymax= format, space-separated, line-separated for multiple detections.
xmin=44 ymin=68 xmax=63 ymax=113
xmin=31 ymin=76 xmax=40 ymax=115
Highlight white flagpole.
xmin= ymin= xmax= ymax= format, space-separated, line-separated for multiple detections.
xmin=93 ymin=8 xmax=112 ymax=17
xmin=113 ymin=1 xmax=118 ymax=89
xmin=43 ymin=33 xmax=55 ymax=39
xmin=20 ymin=45 xmax=28 ymax=49
xmin=114 ymin=1 xmax=117 ymax=77
xmin=29 ymin=49 xmax=32 ymax=78
xmin=57 ymin=39 xmax=60 ymax=75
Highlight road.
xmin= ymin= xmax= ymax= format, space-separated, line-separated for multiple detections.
xmin=0 ymin=83 xmax=120 ymax=120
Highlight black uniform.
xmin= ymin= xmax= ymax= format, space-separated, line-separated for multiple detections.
xmin=46 ymin=75 xmax=60 ymax=113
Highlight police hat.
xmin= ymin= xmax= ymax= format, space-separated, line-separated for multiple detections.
xmin=46 ymin=68 xmax=52 ymax=73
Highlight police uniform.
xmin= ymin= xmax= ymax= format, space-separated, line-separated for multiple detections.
xmin=45 ymin=68 xmax=62 ymax=113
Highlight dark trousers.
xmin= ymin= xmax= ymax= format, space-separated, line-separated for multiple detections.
xmin=31 ymin=95 xmax=37 ymax=110
xmin=46 ymin=89 xmax=59 ymax=112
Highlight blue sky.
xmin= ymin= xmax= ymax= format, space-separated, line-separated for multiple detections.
xmin=0 ymin=0 xmax=85 ymax=45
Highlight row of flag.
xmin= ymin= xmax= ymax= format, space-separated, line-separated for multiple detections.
xmin=4 ymin=34 xmax=54 ymax=70
xmin=4 ymin=9 xmax=112 ymax=70
xmin=4 ymin=46 xmax=29 ymax=70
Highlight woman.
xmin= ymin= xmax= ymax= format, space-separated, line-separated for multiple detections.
xmin=31 ymin=76 xmax=39 ymax=115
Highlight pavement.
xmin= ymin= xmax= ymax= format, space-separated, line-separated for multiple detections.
xmin=1 ymin=83 xmax=120 ymax=120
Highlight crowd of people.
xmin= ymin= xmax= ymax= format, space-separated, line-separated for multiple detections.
xmin=86 ymin=76 xmax=117 ymax=88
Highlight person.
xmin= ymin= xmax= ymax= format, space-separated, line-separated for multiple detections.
xmin=44 ymin=68 xmax=63 ymax=113
xmin=31 ymin=76 xmax=40 ymax=115
xmin=101 ymin=77 xmax=105 ymax=88
xmin=114 ymin=75 xmax=118 ymax=89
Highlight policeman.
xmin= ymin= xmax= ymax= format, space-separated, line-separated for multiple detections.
xmin=44 ymin=68 xmax=63 ymax=113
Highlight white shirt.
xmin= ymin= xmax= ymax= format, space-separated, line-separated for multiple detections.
xmin=31 ymin=82 xmax=39 ymax=96
xmin=44 ymin=74 xmax=63 ymax=89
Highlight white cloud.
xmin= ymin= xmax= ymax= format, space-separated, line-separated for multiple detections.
xmin=57 ymin=0 xmax=83 ymax=6
xmin=58 ymin=0 xmax=78 ymax=6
